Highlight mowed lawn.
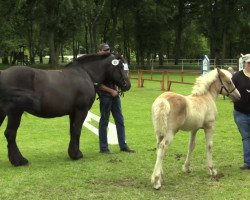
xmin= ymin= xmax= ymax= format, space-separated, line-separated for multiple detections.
xmin=0 ymin=76 xmax=249 ymax=200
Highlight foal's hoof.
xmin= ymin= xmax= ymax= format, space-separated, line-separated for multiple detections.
xmin=11 ymin=157 xmax=29 ymax=167
xmin=182 ymin=165 xmax=192 ymax=173
xmin=209 ymin=168 xmax=217 ymax=176
xmin=69 ymin=150 xmax=83 ymax=160
xmin=151 ymin=175 xmax=162 ymax=190
xmin=153 ymin=183 xmax=162 ymax=190
xmin=153 ymin=179 xmax=162 ymax=190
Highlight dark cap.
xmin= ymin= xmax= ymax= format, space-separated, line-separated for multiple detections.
xmin=99 ymin=43 xmax=110 ymax=51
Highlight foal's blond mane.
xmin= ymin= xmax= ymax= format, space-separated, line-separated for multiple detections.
xmin=191 ymin=69 xmax=218 ymax=96
xmin=191 ymin=69 xmax=232 ymax=96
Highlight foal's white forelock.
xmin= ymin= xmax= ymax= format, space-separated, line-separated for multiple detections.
xmin=191 ymin=69 xmax=232 ymax=96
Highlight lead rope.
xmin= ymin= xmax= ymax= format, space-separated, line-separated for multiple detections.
xmin=94 ymin=82 xmax=100 ymax=100
xmin=94 ymin=83 xmax=124 ymax=99
xmin=118 ymin=88 xmax=124 ymax=97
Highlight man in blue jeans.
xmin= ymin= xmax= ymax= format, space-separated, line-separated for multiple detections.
xmin=97 ymin=43 xmax=135 ymax=154
xmin=232 ymin=54 xmax=250 ymax=170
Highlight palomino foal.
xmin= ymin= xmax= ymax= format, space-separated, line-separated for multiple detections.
xmin=151 ymin=68 xmax=240 ymax=189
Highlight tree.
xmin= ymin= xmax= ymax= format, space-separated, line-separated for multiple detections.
xmin=0 ymin=0 xmax=249 ymax=68
xmin=83 ymin=0 xmax=106 ymax=53
xmin=0 ymin=0 xmax=26 ymax=64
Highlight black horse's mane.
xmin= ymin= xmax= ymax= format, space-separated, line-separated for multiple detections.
xmin=76 ymin=53 xmax=111 ymax=63
xmin=64 ymin=53 xmax=111 ymax=68
xmin=64 ymin=53 xmax=125 ymax=69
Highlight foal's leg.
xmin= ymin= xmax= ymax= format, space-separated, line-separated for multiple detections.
xmin=68 ymin=109 xmax=87 ymax=160
xmin=151 ymin=132 xmax=174 ymax=190
xmin=183 ymin=130 xmax=197 ymax=173
xmin=205 ymin=126 xmax=217 ymax=176
xmin=4 ymin=113 xmax=28 ymax=166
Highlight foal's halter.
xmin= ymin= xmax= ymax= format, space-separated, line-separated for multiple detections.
xmin=218 ymin=73 xmax=236 ymax=96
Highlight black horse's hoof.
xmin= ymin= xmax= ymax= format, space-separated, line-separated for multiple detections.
xmin=68 ymin=150 xmax=83 ymax=160
xmin=11 ymin=157 xmax=29 ymax=167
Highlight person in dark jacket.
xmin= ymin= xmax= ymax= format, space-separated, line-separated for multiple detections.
xmin=97 ymin=43 xmax=135 ymax=154
xmin=232 ymin=54 xmax=250 ymax=170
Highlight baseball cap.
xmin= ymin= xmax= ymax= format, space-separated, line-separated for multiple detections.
xmin=242 ymin=54 xmax=250 ymax=63
xmin=99 ymin=43 xmax=110 ymax=51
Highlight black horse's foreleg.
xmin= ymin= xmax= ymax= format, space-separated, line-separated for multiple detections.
xmin=68 ymin=110 xmax=87 ymax=160
xmin=0 ymin=109 xmax=6 ymax=126
xmin=4 ymin=113 xmax=28 ymax=166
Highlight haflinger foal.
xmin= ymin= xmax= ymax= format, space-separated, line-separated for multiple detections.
xmin=151 ymin=68 xmax=241 ymax=189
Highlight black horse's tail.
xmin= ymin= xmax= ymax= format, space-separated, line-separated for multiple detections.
xmin=0 ymin=85 xmax=41 ymax=114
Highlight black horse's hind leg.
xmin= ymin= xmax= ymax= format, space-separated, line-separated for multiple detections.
xmin=68 ymin=109 xmax=88 ymax=160
xmin=4 ymin=113 xmax=28 ymax=166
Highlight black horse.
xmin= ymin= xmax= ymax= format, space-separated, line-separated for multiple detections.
xmin=0 ymin=53 xmax=131 ymax=166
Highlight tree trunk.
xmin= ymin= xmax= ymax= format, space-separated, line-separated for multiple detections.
xmin=221 ymin=29 xmax=227 ymax=65
xmin=72 ymin=34 xmax=76 ymax=59
xmin=102 ymin=19 xmax=110 ymax=43
xmin=139 ymin=48 xmax=145 ymax=69
xmin=84 ymin=19 xmax=89 ymax=54
xmin=159 ymin=51 xmax=163 ymax=67
xmin=2 ymin=51 xmax=9 ymax=64
xmin=28 ymin=20 xmax=35 ymax=64
xmin=146 ymin=52 xmax=151 ymax=69
xmin=89 ymin=22 xmax=94 ymax=53
xmin=39 ymin=53 xmax=43 ymax=64
xmin=92 ymin=25 xmax=97 ymax=53
xmin=61 ymin=44 xmax=64 ymax=63
xmin=48 ymin=31 xmax=58 ymax=66
xmin=174 ymin=0 xmax=184 ymax=65
xmin=174 ymin=26 xmax=182 ymax=65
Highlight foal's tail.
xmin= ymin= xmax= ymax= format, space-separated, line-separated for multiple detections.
xmin=152 ymin=96 xmax=170 ymax=136
xmin=0 ymin=85 xmax=41 ymax=114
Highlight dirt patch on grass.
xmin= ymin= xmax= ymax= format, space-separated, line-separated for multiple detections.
xmin=147 ymin=148 xmax=156 ymax=151
xmin=108 ymin=158 xmax=123 ymax=163
xmin=174 ymin=153 xmax=184 ymax=161
xmin=211 ymin=172 xmax=224 ymax=181
xmin=88 ymin=178 xmax=137 ymax=187
xmin=110 ymin=178 xmax=137 ymax=187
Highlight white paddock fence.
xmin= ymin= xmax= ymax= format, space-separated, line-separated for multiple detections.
xmin=148 ymin=58 xmax=238 ymax=70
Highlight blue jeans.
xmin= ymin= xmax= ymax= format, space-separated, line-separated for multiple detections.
xmin=98 ymin=95 xmax=128 ymax=151
xmin=234 ymin=110 xmax=250 ymax=166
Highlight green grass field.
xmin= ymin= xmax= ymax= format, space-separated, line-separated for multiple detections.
xmin=0 ymin=77 xmax=249 ymax=200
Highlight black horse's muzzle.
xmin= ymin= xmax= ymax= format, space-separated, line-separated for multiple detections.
xmin=120 ymin=80 xmax=131 ymax=92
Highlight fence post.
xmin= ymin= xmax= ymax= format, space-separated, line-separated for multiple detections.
xmin=138 ymin=70 xmax=141 ymax=87
xmin=166 ymin=71 xmax=170 ymax=90
xmin=138 ymin=70 xmax=144 ymax=87
xmin=160 ymin=71 xmax=164 ymax=90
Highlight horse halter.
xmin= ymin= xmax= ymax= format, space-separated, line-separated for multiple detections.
xmin=111 ymin=58 xmax=128 ymax=89
xmin=218 ymin=73 xmax=236 ymax=96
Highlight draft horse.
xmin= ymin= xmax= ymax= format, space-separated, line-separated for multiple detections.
xmin=151 ymin=68 xmax=241 ymax=189
xmin=0 ymin=53 xmax=131 ymax=166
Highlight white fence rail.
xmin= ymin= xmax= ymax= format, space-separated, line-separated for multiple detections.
xmin=149 ymin=58 xmax=238 ymax=70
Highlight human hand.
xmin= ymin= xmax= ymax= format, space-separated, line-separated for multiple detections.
xmin=111 ymin=90 xmax=119 ymax=97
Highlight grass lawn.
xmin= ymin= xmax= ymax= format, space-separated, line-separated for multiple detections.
xmin=0 ymin=77 xmax=249 ymax=200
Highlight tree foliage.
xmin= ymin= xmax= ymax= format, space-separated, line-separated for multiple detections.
xmin=0 ymin=0 xmax=249 ymax=68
